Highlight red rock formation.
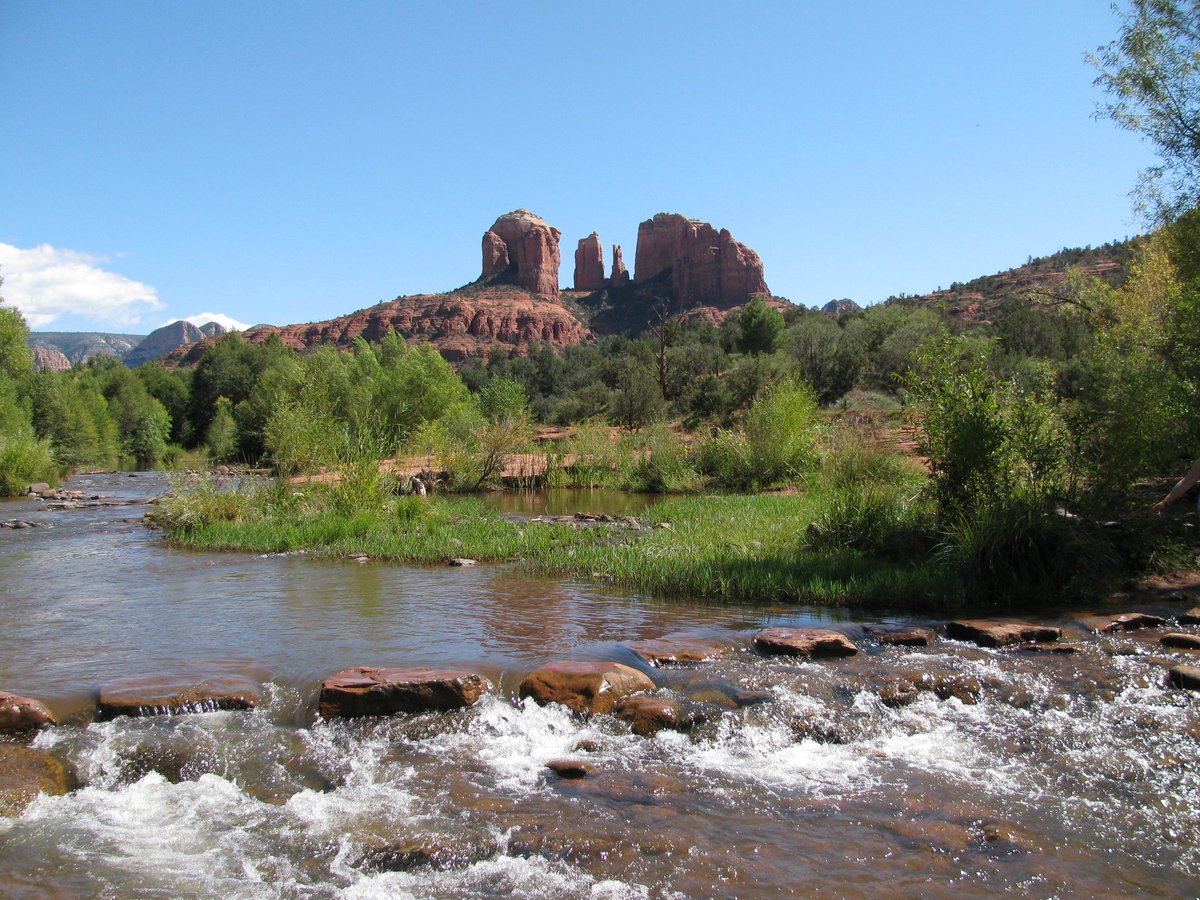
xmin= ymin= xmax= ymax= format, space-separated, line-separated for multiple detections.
xmin=242 ymin=285 xmax=591 ymax=364
xmin=480 ymin=209 xmax=561 ymax=300
xmin=633 ymin=213 xmax=768 ymax=308
xmin=31 ymin=346 xmax=71 ymax=372
xmin=610 ymin=244 xmax=630 ymax=287
xmin=573 ymin=232 xmax=605 ymax=292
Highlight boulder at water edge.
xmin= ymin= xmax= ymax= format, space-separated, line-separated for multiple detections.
xmin=945 ymin=620 xmax=1061 ymax=648
xmin=753 ymin=628 xmax=858 ymax=658
xmin=518 ymin=661 xmax=654 ymax=715
xmin=97 ymin=674 xmax=263 ymax=720
xmin=0 ymin=690 xmax=57 ymax=735
xmin=318 ymin=667 xmax=491 ymax=718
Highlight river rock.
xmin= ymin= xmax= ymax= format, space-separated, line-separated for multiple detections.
xmin=358 ymin=837 xmax=492 ymax=873
xmin=876 ymin=677 xmax=920 ymax=708
xmin=1167 ymin=665 xmax=1200 ymax=690
xmin=1080 ymin=612 xmax=1168 ymax=633
xmin=318 ymin=667 xmax=491 ymax=718
xmin=1180 ymin=608 xmax=1200 ymax=625
xmin=448 ymin=558 xmax=476 ymax=567
xmin=1016 ymin=642 xmax=1081 ymax=654
xmin=518 ymin=661 xmax=654 ymax=715
xmin=0 ymin=745 xmax=73 ymax=816
xmin=27 ymin=482 xmax=51 ymax=496
xmin=921 ymin=674 xmax=982 ymax=704
xmin=866 ymin=626 xmax=936 ymax=647
xmin=753 ymin=627 xmax=858 ymax=658
xmin=97 ymin=674 xmax=263 ymax=720
xmin=624 ymin=637 xmax=728 ymax=666
xmin=1161 ymin=633 xmax=1200 ymax=650
xmin=945 ymin=620 xmax=1061 ymax=648
xmin=612 ymin=695 xmax=696 ymax=737
xmin=0 ymin=690 xmax=57 ymax=735
xmin=546 ymin=758 xmax=592 ymax=779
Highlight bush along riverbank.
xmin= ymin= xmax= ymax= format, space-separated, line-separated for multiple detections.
xmin=148 ymin=433 xmax=1197 ymax=612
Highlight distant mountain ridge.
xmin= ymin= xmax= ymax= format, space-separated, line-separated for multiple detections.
xmin=28 ymin=321 xmax=228 ymax=370
xmin=881 ymin=240 xmax=1136 ymax=327
xmin=27 ymin=332 xmax=145 ymax=367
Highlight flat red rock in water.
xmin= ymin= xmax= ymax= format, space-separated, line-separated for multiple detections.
xmin=318 ymin=667 xmax=491 ymax=719
xmin=0 ymin=690 xmax=57 ymax=735
xmin=97 ymin=674 xmax=262 ymax=720
xmin=1161 ymin=633 xmax=1200 ymax=650
xmin=1079 ymin=613 xmax=1168 ymax=633
xmin=624 ymin=638 xmax=728 ymax=666
xmin=1179 ymin=608 xmax=1200 ymax=625
xmin=518 ymin=661 xmax=654 ymax=715
xmin=753 ymin=628 xmax=858 ymax=658
xmin=546 ymin=758 xmax=592 ymax=779
xmin=865 ymin=626 xmax=936 ymax=647
xmin=945 ymin=620 xmax=1061 ymax=648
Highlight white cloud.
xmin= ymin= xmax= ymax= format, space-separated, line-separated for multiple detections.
xmin=164 ymin=312 xmax=251 ymax=332
xmin=0 ymin=243 xmax=164 ymax=330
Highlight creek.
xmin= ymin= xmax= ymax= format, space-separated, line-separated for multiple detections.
xmin=1 ymin=472 xmax=1198 ymax=897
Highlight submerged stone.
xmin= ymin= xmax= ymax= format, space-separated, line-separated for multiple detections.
xmin=753 ymin=627 xmax=858 ymax=658
xmin=0 ymin=745 xmax=73 ymax=816
xmin=97 ymin=674 xmax=262 ymax=720
xmin=518 ymin=661 xmax=654 ymax=715
xmin=0 ymin=690 xmax=57 ymax=735
xmin=624 ymin=637 xmax=728 ymax=666
xmin=318 ymin=667 xmax=491 ymax=718
xmin=945 ymin=620 xmax=1061 ymax=648
xmin=612 ymin=694 xmax=699 ymax=737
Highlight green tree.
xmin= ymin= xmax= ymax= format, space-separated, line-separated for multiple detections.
xmin=735 ymin=295 xmax=785 ymax=356
xmin=1091 ymin=0 xmax=1200 ymax=221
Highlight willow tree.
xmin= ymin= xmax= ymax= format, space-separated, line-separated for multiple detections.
xmin=1091 ymin=0 xmax=1200 ymax=222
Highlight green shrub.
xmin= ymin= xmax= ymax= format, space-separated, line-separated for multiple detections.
xmin=697 ymin=379 xmax=822 ymax=490
xmin=0 ymin=428 xmax=57 ymax=497
xmin=625 ymin=425 xmax=702 ymax=493
xmin=935 ymin=498 xmax=1115 ymax=605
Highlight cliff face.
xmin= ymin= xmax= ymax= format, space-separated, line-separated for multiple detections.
xmin=124 ymin=321 xmax=204 ymax=368
xmin=242 ymin=285 xmax=590 ymax=363
xmin=633 ymin=213 xmax=769 ymax=309
xmin=31 ymin=346 xmax=71 ymax=372
xmin=480 ymin=210 xmax=562 ymax=300
xmin=573 ymin=233 xmax=605 ymax=292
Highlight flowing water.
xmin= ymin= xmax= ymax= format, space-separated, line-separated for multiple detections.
xmin=1 ymin=473 xmax=1199 ymax=897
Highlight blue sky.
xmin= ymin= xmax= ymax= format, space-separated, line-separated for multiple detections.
xmin=0 ymin=2 xmax=1156 ymax=334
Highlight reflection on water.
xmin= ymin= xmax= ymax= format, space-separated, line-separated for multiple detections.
xmin=1 ymin=473 xmax=1199 ymax=896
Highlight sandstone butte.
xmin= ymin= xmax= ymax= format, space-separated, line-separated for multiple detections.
xmin=170 ymin=209 xmax=778 ymax=367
